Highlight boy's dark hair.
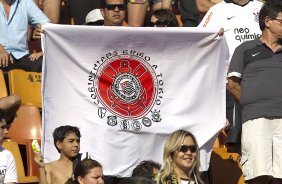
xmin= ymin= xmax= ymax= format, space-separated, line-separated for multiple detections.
xmin=53 ymin=125 xmax=81 ymax=153
xmin=132 ymin=160 xmax=161 ymax=179
xmin=259 ymin=0 xmax=282 ymax=31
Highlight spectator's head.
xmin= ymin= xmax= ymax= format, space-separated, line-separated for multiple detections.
xmin=147 ymin=9 xmax=179 ymax=27
xmin=0 ymin=109 xmax=9 ymax=143
xmin=132 ymin=160 xmax=161 ymax=180
xmin=53 ymin=125 xmax=81 ymax=158
xmin=259 ymin=0 xmax=282 ymax=31
xmin=0 ymin=95 xmax=21 ymax=143
xmin=0 ymin=94 xmax=20 ymax=126
xmin=158 ymin=130 xmax=201 ymax=184
xmin=100 ymin=0 xmax=126 ymax=26
xmin=85 ymin=9 xmax=104 ymax=26
xmin=118 ymin=177 xmax=155 ymax=184
xmin=73 ymin=158 xmax=104 ymax=184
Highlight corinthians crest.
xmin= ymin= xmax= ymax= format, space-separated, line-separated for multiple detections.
xmin=88 ymin=50 xmax=163 ymax=131
xmin=108 ymin=60 xmax=146 ymax=116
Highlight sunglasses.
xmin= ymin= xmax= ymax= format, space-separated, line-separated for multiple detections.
xmin=179 ymin=144 xmax=197 ymax=153
xmin=0 ymin=124 xmax=11 ymax=130
xmin=149 ymin=19 xmax=171 ymax=27
xmin=105 ymin=4 xmax=126 ymax=11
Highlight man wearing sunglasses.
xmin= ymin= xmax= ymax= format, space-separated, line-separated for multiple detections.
xmin=0 ymin=94 xmax=20 ymax=184
xmin=100 ymin=0 xmax=126 ymax=26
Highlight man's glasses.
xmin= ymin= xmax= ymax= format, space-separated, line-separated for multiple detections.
xmin=105 ymin=4 xmax=126 ymax=11
xmin=149 ymin=19 xmax=171 ymax=27
xmin=0 ymin=124 xmax=11 ymax=130
xmin=179 ymin=144 xmax=197 ymax=153
xmin=273 ymin=18 xmax=282 ymax=24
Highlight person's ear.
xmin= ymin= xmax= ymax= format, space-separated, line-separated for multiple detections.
xmin=264 ymin=16 xmax=271 ymax=28
xmin=56 ymin=141 xmax=63 ymax=151
xmin=100 ymin=9 xmax=105 ymax=18
xmin=77 ymin=176 xmax=84 ymax=184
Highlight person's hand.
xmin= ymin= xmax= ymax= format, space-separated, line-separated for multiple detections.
xmin=223 ymin=118 xmax=230 ymax=130
xmin=34 ymin=152 xmax=45 ymax=168
xmin=0 ymin=44 xmax=13 ymax=67
xmin=33 ymin=24 xmax=44 ymax=40
xmin=29 ymin=52 xmax=43 ymax=61
xmin=218 ymin=28 xmax=224 ymax=36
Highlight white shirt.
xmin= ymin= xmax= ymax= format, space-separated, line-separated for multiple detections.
xmin=0 ymin=147 xmax=17 ymax=184
xmin=199 ymin=0 xmax=263 ymax=61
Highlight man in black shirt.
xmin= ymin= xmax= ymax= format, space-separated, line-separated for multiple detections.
xmin=227 ymin=1 xmax=282 ymax=183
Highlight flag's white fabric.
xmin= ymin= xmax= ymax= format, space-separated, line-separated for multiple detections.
xmin=42 ymin=24 xmax=229 ymax=176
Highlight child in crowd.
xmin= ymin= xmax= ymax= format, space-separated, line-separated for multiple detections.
xmin=34 ymin=125 xmax=81 ymax=184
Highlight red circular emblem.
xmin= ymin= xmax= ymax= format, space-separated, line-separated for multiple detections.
xmin=94 ymin=55 xmax=158 ymax=119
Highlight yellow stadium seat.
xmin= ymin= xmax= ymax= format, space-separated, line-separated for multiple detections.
xmin=0 ymin=69 xmax=8 ymax=98
xmin=3 ymin=140 xmax=39 ymax=183
xmin=8 ymin=69 xmax=42 ymax=108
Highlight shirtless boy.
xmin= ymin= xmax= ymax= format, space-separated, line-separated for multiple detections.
xmin=35 ymin=125 xmax=81 ymax=184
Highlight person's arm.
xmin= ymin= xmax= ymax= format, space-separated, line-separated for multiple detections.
xmin=0 ymin=44 xmax=13 ymax=67
xmin=38 ymin=166 xmax=49 ymax=184
xmin=161 ymin=0 xmax=172 ymax=9
xmin=127 ymin=2 xmax=149 ymax=27
xmin=42 ymin=0 xmax=61 ymax=23
xmin=227 ymin=77 xmax=241 ymax=103
xmin=227 ymin=41 xmax=246 ymax=103
xmin=196 ymin=0 xmax=215 ymax=13
xmin=34 ymin=152 xmax=49 ymax=184
xmin=27 ymin=0 xmax=50 ymax=25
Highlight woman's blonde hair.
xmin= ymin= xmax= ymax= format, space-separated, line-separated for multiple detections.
xmin=157 ymin=130 xmax=202 ymax=184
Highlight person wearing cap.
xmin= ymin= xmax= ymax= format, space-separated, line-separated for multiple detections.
xmin=100 ymin=0 xmax=126 ymax=26
xmin=0 ymin=94 xmax=21 ymax=184
xmin=85 ymin=9 xmax=104 ymax=26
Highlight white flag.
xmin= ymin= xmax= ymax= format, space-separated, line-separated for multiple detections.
xmin=42 ymin=24 xmax=229 ymax=176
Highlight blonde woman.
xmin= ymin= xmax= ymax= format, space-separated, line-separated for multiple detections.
xmin=157 ymin=130 xmax=202 ymax=184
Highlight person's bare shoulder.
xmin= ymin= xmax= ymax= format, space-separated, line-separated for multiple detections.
xmin=44 ymin=160 xmax=59 ymax=171
xmin=44 ymin=160 xmax=73 ymax=184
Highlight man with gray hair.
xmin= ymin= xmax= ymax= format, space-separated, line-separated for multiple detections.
xmin=228 ymin=1 xmax=282 ymax=183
